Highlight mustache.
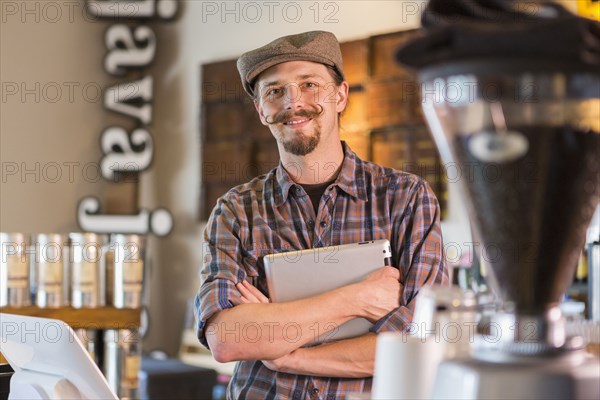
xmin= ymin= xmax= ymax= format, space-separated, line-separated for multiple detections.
xmin=264 ymin=104 xmax=324 ymax=125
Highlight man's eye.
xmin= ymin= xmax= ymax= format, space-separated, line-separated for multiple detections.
xmin=267 ymin=88 xmax=282 ymax=96
xmin=303 ymin=82 xmax=318 ymax=89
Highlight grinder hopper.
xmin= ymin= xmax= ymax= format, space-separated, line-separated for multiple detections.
xmin=398 ymin=0 xmax=600 ymax=349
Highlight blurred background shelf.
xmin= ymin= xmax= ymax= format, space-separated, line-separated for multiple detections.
xmin=0 ymin=307 xmax=141 ymax=330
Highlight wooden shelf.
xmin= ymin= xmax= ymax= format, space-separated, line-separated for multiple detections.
xmin=0 ymin=306 xmax=141 ymax=330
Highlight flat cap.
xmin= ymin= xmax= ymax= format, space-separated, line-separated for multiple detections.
xmin=237 ymin=30 xmax=345 ymax=96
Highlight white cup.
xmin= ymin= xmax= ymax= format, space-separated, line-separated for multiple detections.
xmin=372 ymin=332 xmax=446 ymax=400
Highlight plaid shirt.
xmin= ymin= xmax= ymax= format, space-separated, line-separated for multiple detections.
xmin=195 ymin=142 xmax=448 ymax=399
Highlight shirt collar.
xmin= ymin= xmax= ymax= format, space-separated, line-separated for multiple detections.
xmin=273 ymin=141 xmax=368 ymax=207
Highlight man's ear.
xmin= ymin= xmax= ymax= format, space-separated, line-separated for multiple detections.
xmin=254 ymin=100 xmax=269 ymax=126
xmin=335 ymin=81 xmax=349 ymax=114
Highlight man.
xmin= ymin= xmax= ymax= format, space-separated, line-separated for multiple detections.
xmin=195 ymin=31 xmax=448 ymax=399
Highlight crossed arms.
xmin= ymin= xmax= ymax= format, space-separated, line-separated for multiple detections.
xmin=206 ymin=266 xmax=402 ymax=378
xmin=198 ymin=178 xmax=448 ymax=378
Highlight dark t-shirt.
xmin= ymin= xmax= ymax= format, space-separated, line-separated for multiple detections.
xmin=300 ymin=179 xmax=335 ymax=216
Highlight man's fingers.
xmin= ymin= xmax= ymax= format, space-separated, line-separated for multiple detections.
xmin=231 ymin=293 xmax=252 ymax=305
xmin=236 ymin=281 xmax=270 ymax=303
xmin=367 ymin=266 xmax=400 ymax=281
xmin=383 ymin=265 xmax=400 ymax=279
xmin=236 ymin=282 xmax=261 ymax=303
xmin=242 ymin=280 xmax=270 ymax=303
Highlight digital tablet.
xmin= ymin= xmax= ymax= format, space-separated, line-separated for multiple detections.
xmin=263 ymin=239 xmax=392 ymax=343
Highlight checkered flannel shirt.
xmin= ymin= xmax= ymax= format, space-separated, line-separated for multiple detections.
xmin=195 ymin=142 xmax=448 ymax=399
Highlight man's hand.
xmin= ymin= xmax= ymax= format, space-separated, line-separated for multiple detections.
xmin=235 ymin=280 xmax=270 ymax=304
xmin=215 ymin=267 xmax=400 ymax=363
xmin=234 ymin=266 xmax=402 ymax=326
xmin=354 ymin=266 xmax=402 ymax=323
xmin=233 ymin=280 xmax=296 ymax=370
xmin=261 ymin=351 xmax=297 ymax=373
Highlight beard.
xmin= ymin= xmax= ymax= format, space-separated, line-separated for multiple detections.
xmin=280 ymin=127 xmax=321 ymax=156
xmin=265 ymin=105 xmax=324 ymax=156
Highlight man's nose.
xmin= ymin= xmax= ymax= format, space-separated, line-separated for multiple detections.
xmin=283 ymin=84 xmax=304 ymax=109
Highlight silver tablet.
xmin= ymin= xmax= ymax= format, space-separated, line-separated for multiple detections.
xmin=263 ymin=239 xmax=392 ymax=343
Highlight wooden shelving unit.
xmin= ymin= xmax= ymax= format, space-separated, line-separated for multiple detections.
xmin=0 ymin=307 xmax=141 ymax=330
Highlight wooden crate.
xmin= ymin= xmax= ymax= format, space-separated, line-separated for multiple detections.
xmin=412 ymin=97 xmax=426 ymax=125
xmin=371 ymin=127 xmax=447 ymax=213
xmin=340 ymin=130 xmax=370 ymax=160
xmin=245 ymin=106 xmax=272 ymax=141
xmin=342 ymin=88 xmax=369 ymax=132
xmin=371 ymin=129 xmax=411 ymax=170
xmin=251 ymin=139 xmax=280 ymax=177
xmin=203 ymin=102 xmax=249 ymax=140
xmin=202 ymin=140 xmax=252 ymax=184
xmin=366 ymin=79 xmax=421 ymax=128
xmin=340 ymin=39 xmax=369 ymax=86
xmin=202 ymin=60 xmax=247 ymax=103
xmin=411 ymin=128 xmax=444 ymax=183
xmin=370 ymin=30 xmax=422 ymax=80
xmin=204 ymin=100 xmax=269 ymax=141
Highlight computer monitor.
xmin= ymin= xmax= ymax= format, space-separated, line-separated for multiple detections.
xmin=0 ymin=313 xmax=117 ymax=399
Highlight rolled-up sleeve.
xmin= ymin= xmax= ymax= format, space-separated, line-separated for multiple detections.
xmin=195 ymin=198 xmax=247 ymax=348
xmin=371 ymin=177 xmax=448 ymax=333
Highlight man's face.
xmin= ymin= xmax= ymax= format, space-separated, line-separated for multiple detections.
xmin=253 ymin=61 xmax=348 ymax=156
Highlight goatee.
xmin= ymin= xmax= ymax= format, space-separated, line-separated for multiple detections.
xmin=265 ymin=105 xmax=324 ymax=156
xmin=282 ymin=129 xmax=321 ymax=156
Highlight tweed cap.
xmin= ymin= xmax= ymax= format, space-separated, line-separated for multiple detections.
xmin=237 ymin=31 xmax=345 ymax=96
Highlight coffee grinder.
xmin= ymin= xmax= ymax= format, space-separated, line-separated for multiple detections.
xmin=397 ymin=1 xmax=600 ymax=398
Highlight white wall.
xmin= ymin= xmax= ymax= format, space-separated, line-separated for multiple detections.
xmin=1 ymin=0 xmax=470 ymax=355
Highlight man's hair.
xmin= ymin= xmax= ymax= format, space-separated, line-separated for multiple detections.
xmin=326 ymin=65 xmax=344 ymax=87
xmin=326 ymin=65 xmax=347 ymax=123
